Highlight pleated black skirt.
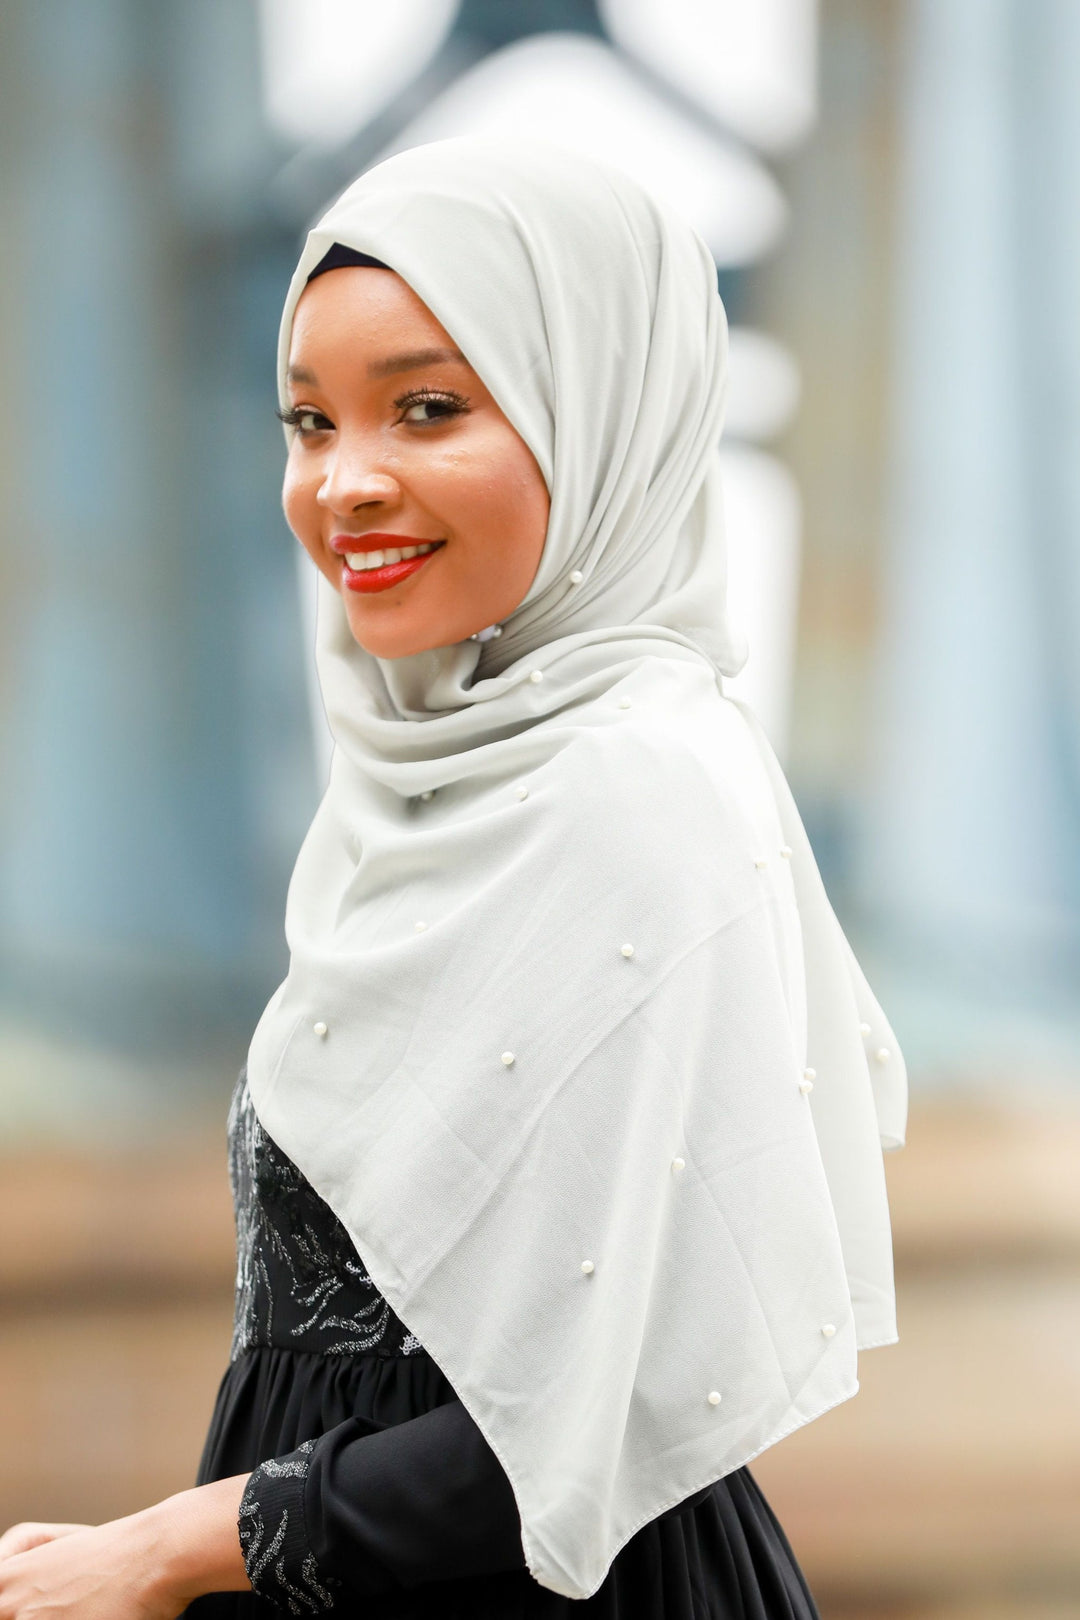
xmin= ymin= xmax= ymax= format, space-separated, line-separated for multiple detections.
xmin=185 ymin=1343 xmax=822 ymax=1620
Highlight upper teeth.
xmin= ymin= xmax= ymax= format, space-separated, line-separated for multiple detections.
xmin=345 ymin=542 xmax=439 ymax=570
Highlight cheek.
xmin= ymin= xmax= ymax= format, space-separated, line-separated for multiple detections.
xmin=282 ymin=456 xmax=317 ymax=539
xmin=282 ymin=455 xmax=339 ymax=580
xmin=445 ymin=431 xmax=549 ymax=551
xmin=493 ymin=444 xmax=551 ymax=563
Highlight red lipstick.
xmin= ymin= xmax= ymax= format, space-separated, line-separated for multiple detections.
xmin=331 ymin=533 xmax=445 ymax=595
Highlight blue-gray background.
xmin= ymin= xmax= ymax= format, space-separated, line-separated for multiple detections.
xmin=2 ymin=0 xmax=1079 ymax=1144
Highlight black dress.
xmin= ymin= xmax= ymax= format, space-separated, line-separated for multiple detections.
xmin=184 ymin=1068 xmax=822 ymax=1620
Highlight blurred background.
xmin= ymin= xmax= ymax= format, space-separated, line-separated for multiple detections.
xmin=1 ymin=2 xmax=1078 ymax=1616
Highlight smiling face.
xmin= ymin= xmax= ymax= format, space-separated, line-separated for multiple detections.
xmin=281 ymin=267 xmax=551 ymax=659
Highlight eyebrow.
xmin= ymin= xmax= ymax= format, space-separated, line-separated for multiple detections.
xmin=367 ymin=347 xmax=467 ymax=379
xmin=285 ymin=348 xmax=467 ymax=388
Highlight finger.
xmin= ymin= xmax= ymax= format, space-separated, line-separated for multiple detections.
xmin=0 ymin=1524 xmax=48 ymax=1559
xmin=0 ymin=1523 xmax=90 ymax=1559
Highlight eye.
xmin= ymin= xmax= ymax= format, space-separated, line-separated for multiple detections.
xmin=396 ymin=389 xmax=470 ymax=425
xmin=276 ymin=405 xmax=333 ymax=436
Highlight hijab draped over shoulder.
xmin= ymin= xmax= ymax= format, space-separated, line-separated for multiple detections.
xmin=247 ymin=135 xmax=907 ymax=1602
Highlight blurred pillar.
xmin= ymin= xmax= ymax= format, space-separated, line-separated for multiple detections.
xmin=858 ymin=0 xmax=1080 ymax=1071
xmin=0 ymin=0 xmax=308 ymax=1056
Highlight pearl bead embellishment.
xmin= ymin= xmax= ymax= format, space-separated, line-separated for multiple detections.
xmin=581 ymin=1260 xmax=595 ymax=1275
xmin=414 ymin=920 xmax=427 ymax=932
xmin=859 ymin=1022 xmax=871 ymax=1037
xmin=621 ymin=943 xmax=635 ymax=958
xmin=799 ymin=1077 xmax=814 ymax=1094
xmin=707 ymin=1390 xmax=722 ymax=1406
xmin=501 ymin=1052 xmax=516 ymax=1067
xmin=671 ymin=1157 xmax=685 ymax=1173
xmin=803 ymin=1068 xmax=816 ymax=1082
xmin=618 ymin=698 xmax=632 ymax=709
xmin=754 ymin=856 xmax=768 ymax=869
xmin=779 ymin=844 xmax=793 ymax=859
xmin=528 ymin=669 xmax=544 ymax=684
xmin=420 ymin=790 xmax=434 ymax=801
xmin=569 ymin=570 xmax=584 ymax=584
xmin=821 ymin=1322 xmax=836 ymax=1338
xmin=515 ymin=785 xmax=529 ymax=800
xmin=313 ymin=1022 xmax=328 ymax=1038
xmin=875 ymin=1047 xmax=891 ymax=1063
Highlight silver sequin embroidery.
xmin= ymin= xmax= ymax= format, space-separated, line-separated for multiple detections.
xmin=228 ymin=1068 xmax=424 ymax=1361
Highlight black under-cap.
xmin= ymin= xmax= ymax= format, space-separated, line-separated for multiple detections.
xmin=306 ymin=243 xmax=391 ymax=282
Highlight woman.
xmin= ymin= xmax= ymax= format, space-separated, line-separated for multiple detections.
xmin=0 ymin=136 xmax=906 ymax=1618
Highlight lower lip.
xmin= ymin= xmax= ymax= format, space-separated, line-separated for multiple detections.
xmin=341 ymin=546 xmax=443 ymax=594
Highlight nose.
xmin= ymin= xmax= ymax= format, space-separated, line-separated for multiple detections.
xmin=316 ymin=443 xmax=401 ymax=515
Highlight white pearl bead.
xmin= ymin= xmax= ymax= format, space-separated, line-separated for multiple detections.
xmin=515 ymin=785 xmax=529 ymax=800
xmin=799 ymin=1078 xmax=814 ymax=1094
xmin=754 ymin=856 xmax=768 ymax=869
xmin=859 ymin=1022 xmax=872 ymax=1037
xmin=569 ymin=570 xmax=584 ymax=584
xmin=671 ymin=1156 xmax=685 ymax=1173
xmin=618 ymin=698 xmax=632 ymax=709
xmin=620 ymin=943 xmax=635 ymax=958
xmin=501 ymin=1051 xmax=516 ymax=1067
xmin=581 ymin=1260 xmax=595 ymax=1275
xmin=491 ymin=625 xmax=502 ymax=637
xmin=707 ymin=1390 xmax=722 ymax=1406
xmin=528 ymin=669 xmax=544 ymax=684
xmin=875 ymin=1047 xmax=891 ymax=1064
xmin=414 ymin=920 xmax=427 ymax=932
xmin=420 ymin=790 xmax=434 ymax=801
xmin=821 ymin=1322 xmax=836 ymax=1338
xmin=313 ymin=1022 xmax=328 ymax=1038
xmin=779 ymin=844 xmax=793 ymax=859
xmin=803 ymin=1068 xmax=816 ymax=1082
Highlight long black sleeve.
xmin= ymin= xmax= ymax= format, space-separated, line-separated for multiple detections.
xmin=238 ymin=1397 xmax=527 ymax=1611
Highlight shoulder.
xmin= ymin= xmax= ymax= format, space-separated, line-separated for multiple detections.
xmin=539 ymin=673 xmax=768 ymax=895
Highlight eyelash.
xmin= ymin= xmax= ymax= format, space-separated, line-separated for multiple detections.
xmin=276 ymin=388 xmax=471 ymax=436
xmin=397 ymin=386 xmax=471 ymax=423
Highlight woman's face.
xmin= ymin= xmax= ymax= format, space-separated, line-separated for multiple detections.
xmin=282 ymin=267 xmax=550 ymax=659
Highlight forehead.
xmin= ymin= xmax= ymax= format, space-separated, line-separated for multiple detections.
xmin=289 ymin=267 xmax=455 ymax=356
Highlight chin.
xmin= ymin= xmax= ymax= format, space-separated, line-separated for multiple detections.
xmin=342 ymin=603 xmax=456 ymax=660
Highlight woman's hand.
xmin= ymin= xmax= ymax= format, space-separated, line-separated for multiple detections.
xmin=0 ymin=1516 xmax=174 ymax=1619
xmin=0 ymin=1474 xmax=252 ymax=1618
